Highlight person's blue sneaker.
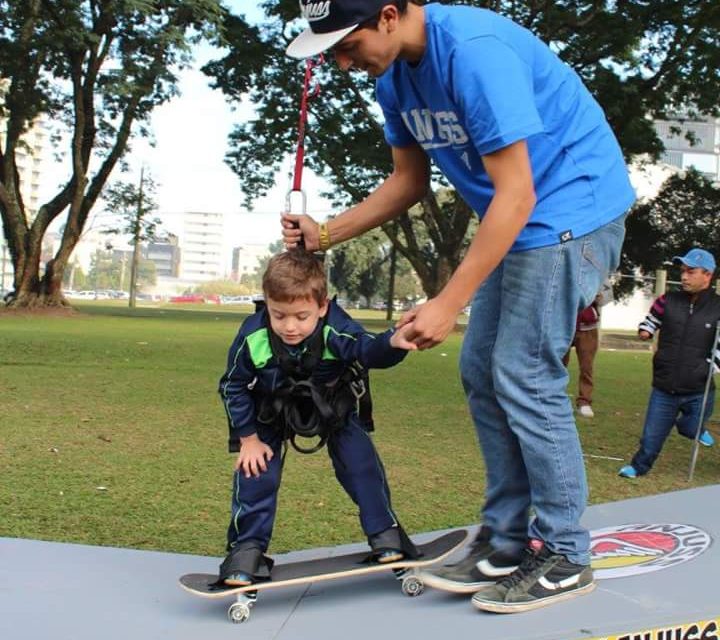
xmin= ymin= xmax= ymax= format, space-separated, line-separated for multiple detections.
xmin=618 ymin=465 xmax=638 ymax=478
xmin=699 ymin=430 xmax=715 ymax=447
xmin=223 ymin=572 xmax=253 ymax=587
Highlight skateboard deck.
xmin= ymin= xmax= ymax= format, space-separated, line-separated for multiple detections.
xmin=180 ymin=529 xmax=468 ymax=623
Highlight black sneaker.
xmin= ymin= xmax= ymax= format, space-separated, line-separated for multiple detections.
xmin=421 ymin=527 xmax=522 ymax=594
xmin=368 ymin=526 xmax=404 ymax=564
xmin=472 ymin=540 xmax=595 ymax=613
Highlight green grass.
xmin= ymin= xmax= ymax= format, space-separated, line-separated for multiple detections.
xmin=1 ymin=303 xmax=718 ymax=559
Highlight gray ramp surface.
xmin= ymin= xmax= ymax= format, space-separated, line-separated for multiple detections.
xmin=2 ymin=485 xmax=719 ymax=640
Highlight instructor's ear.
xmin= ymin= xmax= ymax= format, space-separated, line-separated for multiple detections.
xmin=379 ymin=5 xmax=400 ymax=33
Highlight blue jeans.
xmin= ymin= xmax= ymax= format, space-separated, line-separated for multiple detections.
xmin=460 ymin=215 xmax=626 ymax=565
xmin=631 ymin=387 xmax=715 ymax=475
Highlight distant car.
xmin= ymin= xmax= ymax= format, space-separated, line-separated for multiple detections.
xmin=68 ymin=290 xmax=96 ymax=300
xmin=169 ymin=294 xmax=205 ymax=303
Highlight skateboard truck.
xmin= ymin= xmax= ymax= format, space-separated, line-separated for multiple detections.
xmin=393 ymin=567 xmax=425 ymax=597
xmin=228 ymin=590 xmax=257 ymax=624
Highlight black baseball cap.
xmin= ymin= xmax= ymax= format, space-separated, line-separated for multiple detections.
xmin=286 ymin=0 xmax=388 ymax=59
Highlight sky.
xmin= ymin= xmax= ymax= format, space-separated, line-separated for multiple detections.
xmin=42 ymin=2 xmax=335 ymax=260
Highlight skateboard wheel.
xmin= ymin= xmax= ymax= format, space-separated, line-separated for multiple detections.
xmin=228 ymin=602 xmax=251 ymax=624
xmin=401 ymin=576 xmax=424 ymax=597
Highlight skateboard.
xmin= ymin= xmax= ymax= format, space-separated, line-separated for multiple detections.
xmin=180 ymin=529 xmax=468 ymax=623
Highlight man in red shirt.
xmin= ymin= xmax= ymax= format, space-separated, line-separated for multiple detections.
xmin=563 ymin=297 xmax=601 ymax=418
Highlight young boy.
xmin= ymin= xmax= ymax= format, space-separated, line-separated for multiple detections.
xmin=217 ymin=249 xmax=416 ymax=586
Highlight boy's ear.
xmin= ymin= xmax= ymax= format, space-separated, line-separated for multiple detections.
xmin=319 ymin=298 xmax=330 ymax=317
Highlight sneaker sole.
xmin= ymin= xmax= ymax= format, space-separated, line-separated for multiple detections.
xmin=419 ymin=571 xmax=496 ymax=594
xmin=471 ymin=581 xmax=596 ymax=613
xmin=223 ymin=578 xmax=252 ymax=587
xmin=376 ymin=552 xmax=404 ymax=564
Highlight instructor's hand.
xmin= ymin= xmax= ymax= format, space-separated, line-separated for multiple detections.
xmin=281 ymin=212 xmax=319 ymax=250
xmin=395 ymin=297 xmax=460 ymax=350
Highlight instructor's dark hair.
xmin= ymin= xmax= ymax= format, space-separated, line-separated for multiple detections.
xmin=359 ymin=0 xmax=411 ymax=29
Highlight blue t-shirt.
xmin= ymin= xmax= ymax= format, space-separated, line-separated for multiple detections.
xmin=376 ymin=4 xmax=635 ymax=251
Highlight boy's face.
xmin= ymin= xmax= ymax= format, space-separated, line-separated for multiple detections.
xmin=266 ymin=295 xmax=329 ymax=346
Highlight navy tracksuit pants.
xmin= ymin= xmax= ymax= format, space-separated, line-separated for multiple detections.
xmin=226 ymin=415 xmax=399 ymax=552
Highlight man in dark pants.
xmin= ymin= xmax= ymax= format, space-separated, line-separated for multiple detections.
xmin=619 ymin=248 xmax=718 ymax=479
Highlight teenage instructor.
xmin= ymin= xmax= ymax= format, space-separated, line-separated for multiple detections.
xmin=282 ymin=0 xmax=634 ymax=613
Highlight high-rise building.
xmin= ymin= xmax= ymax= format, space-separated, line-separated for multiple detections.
xmin=654 ymin=115 xmax=720 ymax=181
xmin=231 ymin=243 xmax=272 ymax=282
xmin=0 ymin=112 xmax=47 ymax=290
xmin=179 ymin=211 xmax=225 ymax=282
xmin=145 ymin=233 xmax=181 ymax=278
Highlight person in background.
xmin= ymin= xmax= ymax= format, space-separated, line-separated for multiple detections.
xmin=619 ymin=248 xmax=718 ymax=479
xmin=563 ymin=283 xmax=613 ymax=418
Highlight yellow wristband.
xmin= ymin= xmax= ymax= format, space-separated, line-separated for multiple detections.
xmin=318 ymin=222 xmax=331 ymax=251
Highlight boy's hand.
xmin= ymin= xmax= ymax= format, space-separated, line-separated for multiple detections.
xmin=281 ymin=212 xmax=319 ymax=250
xmin=390 ymin=326 xmax=418 ymax=351
xmin=235 ymin=434 xmax=274 ymax=478
xmin=638 ymin=330 xmax=652 ymax=341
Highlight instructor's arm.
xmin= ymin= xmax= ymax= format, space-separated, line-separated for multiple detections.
xmin=393 ymin=140 xmax=536 ymax=350
xmin=281 ymin=143 xmax=430 ymax=250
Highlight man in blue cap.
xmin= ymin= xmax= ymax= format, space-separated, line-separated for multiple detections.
xmin=619 ymin=248 xmax=719 ymax=479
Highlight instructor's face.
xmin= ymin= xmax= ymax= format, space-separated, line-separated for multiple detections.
xmin=331 ymin=13 xmax=400 ymax=77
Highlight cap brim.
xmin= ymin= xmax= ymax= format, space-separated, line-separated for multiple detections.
xmin=286 ymin=24 xmax=357 ymax=59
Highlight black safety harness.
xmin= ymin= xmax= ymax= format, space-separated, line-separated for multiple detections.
xmin=253 ymin=303 xmax=374 ymax=455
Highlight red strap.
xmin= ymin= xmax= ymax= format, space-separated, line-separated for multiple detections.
xmin=292 ymin=56 xmax=324 ymax=192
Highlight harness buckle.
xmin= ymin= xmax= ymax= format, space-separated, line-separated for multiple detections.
xmin=349 ymin=377 xmax=366 ymax=400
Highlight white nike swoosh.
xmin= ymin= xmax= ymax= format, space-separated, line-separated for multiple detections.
xmin=475 ymin=559 xmax=518 ymax=577
xmin=538 ymin=574 xmax=581 ymax=590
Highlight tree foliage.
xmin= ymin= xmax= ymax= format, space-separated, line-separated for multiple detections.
xmin=103 ymin=172 xmax=162 ymax=245
xmin=0 ymin=0 xmax=223 ymax=307
xmin=205 ymin=0 xmax=719 ymax=297
xmin=617 ymin=168 xmax=720 ymax=298
xmin=87 ymin=250 xmax=156 ymax=292
xmin=330 ymin=231 xmax=422 ymax=306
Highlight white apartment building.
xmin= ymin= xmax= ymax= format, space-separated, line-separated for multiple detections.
xmin=654 ymin=115 xmax=720 ymax=181
xmin=231 ymin=243 xmax=272 ymax=281
xmin=178 ymin=211 xmax=225 ymax=282
xmin=0 ymin=113 xmax=47 ymax=291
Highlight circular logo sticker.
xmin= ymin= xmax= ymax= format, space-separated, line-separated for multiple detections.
xmin=590 ymin=523 xmax=712 ymax=579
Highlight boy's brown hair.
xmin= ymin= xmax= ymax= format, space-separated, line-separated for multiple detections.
xmin=262 ymin=249 xmax=327 ymax=305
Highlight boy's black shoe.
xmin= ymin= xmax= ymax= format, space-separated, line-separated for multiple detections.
xmin=421 ymin=526 xmax=522 ymax=593
xmin=369 ymin=526 xmax=404 ymax=564
xmin=472 ymin=540 xmax=595 ymax=613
